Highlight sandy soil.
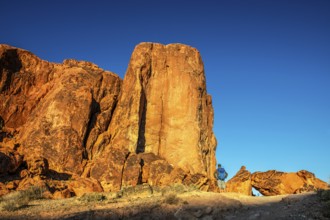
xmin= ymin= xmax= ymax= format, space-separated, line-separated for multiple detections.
xmin=0 ymin=190 xmax=328 ymax=220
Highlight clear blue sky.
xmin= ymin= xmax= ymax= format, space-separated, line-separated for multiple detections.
xmin=1 ymin=0 xmax=329 ymax=183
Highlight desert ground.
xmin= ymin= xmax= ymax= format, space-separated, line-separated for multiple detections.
xmin=1 ymin=186 xmax=329 ymax=220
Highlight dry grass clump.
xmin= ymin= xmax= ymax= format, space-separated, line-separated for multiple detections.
xmin=78 ymin=192 xmax=106 ymax=202
xmin=159 ymin=183 xmax=199 ymax=196
xmin=0 ymin=186 xmax=45 ymax=211
xmin=163 ymin=192 xmax=180 ymax=205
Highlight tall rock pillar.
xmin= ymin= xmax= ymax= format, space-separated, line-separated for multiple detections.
xmin=107 ymin=43 xmax=217 ymax=178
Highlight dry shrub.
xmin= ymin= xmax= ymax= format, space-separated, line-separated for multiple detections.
xmin=78 ymin=192 xmax=106 ymax=202
xmin=160 ymin=184 xmax=191 ymax=196
xmin=164 ymin=193 xmax=180 ymax=205
xmin=0 ymin=186 xmax=45 ymax=211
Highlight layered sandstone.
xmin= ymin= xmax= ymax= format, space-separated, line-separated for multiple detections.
xmin=0 ymin=43 xmax=217 ymax=196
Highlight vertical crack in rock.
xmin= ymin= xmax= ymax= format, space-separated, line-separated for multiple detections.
xmin=158 ymin=93 xmax=164 ymax=156
xmin=136 ymin=57 xmax=152 ymax=154
xmin=136 ymin=75 xmax=147 ymax=153
xmin=157 ymin=58 xmax=167 ymax=156
xmin=137 ymin=158 xmax=144 ymax=184
xmin=120 ymin=152 xmax=131 ymax=190
xmin=82 ymin=98 xmax=100 ymax=159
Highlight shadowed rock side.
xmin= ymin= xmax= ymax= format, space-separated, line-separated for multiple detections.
xmin=89 ymin=43 xmax=217 ymax=191
xmin=0 ymin=43 xmax=218 ymax=197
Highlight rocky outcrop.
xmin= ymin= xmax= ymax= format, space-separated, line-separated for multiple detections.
xmin=0 ymin=45 xmax=121 ymax=174
xmin=18 ymin=60 xmax=121 ymax=175
xmin=0 ymin=44 xmax=121 ymax=196
xmin=252 ymin=170 xmax=328 ymax=196
xmin=226 ymin=166 xmax=252 ymax=196
xmin=0 ymin=43 xmax=217 ymax=197
xmin=89 ymin=43 xmax=217 ymax=191
xmin=226 ymin=167 xmax=328 ymax=196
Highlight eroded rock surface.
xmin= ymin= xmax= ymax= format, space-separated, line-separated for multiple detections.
xmin=252 ymin=170 xmax=328 ymax=196
xmin=226 ymin=166 xmax=328 ymax=196
xmin=0 ymin=44 xmax=121 ymax=196
xmin=0 ymin=43 xmax=217 ymax=197
xmin=90 ymin=43 xmax=217 ymax=191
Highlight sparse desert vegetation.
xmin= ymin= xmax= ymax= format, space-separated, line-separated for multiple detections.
xmin=78 ymin=192 xmax=106 ymax=203
xmin=0 ymin=186 xmax=45 ymax=211
xmin=163 ymin=192 xmax=180 ymax=205
xmin=0 ymin=184 xmax=330 ymax=219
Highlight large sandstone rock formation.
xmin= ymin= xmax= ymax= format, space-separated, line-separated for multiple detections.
xmin=0 ymin=44 xmax=121 ymax=175
xmin=89 ymin=43 xmax=217 ymax=191
xmin=0 ymin=43 xmax=217 ymax=197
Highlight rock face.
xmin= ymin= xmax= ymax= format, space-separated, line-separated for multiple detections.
xmin=226 ymin=166 xmax=252 ymax=196
xmin=89 ymin=43 xmax=217 ymax=191
xmin=251 ymin=170 xmax=328 ymax=196
xmin=0 ymin=44 xmax=121 ymax=176
xmin=0 ymin=43 xmax=217 ymax=197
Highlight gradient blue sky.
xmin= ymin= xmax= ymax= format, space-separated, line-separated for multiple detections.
xmin=1 ymin=0 xmax=329 ymax=183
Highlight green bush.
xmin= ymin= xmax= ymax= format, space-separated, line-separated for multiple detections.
xmin=0 ymin=186 xmax=45 ymax=211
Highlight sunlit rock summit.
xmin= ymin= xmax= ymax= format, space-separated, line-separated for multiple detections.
xmin=0 ymin=43 xmax=218 ymax=197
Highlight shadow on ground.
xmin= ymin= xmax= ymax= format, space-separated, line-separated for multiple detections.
xmin=1 ymin=190 xmax=329 ymax=220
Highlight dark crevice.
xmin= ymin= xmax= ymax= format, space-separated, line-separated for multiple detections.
xmin=107 ymin=95 xmax=118 ymax=129
xmin=0 ymin=49 xmax=22 ymax=93
xmin=158 ymin=96 xmax=163 ymax=155
xmin=0 ymin=116 xmax=3 ymax=131
xmin=47 ymin=169 xmax=72 ymax=181
xmin=136 ymin=72 xmax=147 ymax=154
xmin=137 ymin=158 xmax=144 ymax=184
xmin=0 ymin=116 xmax=4 ymax=142
xmin=120 ymin=152 xmax=131 ymax=190
xmin=82 ymin=98 xmax=100 ymax=159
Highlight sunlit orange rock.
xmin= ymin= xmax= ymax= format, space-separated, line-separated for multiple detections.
xmin=251 ymin=170 xmax=328 ymax=196
xmin=90 ymin=43 xmax=217 ymax=191
xmin=226 ymin=166 xmax=252 ymax=195
xmin=0 ymin=43 xmax=217 ymax=196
